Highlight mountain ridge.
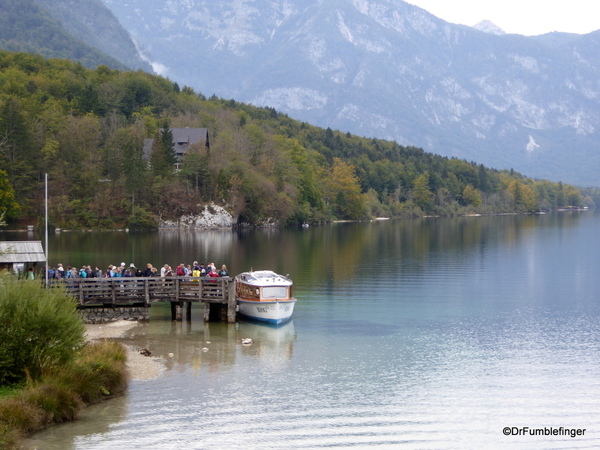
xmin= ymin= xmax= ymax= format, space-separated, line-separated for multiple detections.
xmin=34 ymin=0 xmax=153 ymax=73
xmin=0 ymin=0 xmax=130 ymax=70
xmin=98 ymin=0 xmax=600 ymax=185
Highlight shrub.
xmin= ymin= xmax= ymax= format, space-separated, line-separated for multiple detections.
xmin=127 ymin=205 xmax=158 ymax=230
xmin=53 ymin=341 xmax=128 ymax=403
xmin=20 ymin=383 xmax=82 ymax=423
xmin=0 ymin=275 xmax=86 ymax=385
xmin=0 ymin=340 xmax=128 ymax=449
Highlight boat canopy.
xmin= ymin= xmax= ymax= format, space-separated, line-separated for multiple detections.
xmin=237 ymin=270 xmax=292 ymax=287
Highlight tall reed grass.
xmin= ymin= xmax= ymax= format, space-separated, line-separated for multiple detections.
xmin=0 ymin=340 xmax=128 ymax=449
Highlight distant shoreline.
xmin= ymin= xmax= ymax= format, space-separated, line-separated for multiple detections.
xmin=0 ymin=208 xmax=593 ymax=233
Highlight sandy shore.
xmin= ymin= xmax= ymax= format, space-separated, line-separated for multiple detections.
xmin=85 ymin=321 xmax=165 ymax=381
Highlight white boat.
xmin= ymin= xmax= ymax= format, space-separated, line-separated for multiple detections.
xmin=235 ymin=270 xmax=297 ymax=325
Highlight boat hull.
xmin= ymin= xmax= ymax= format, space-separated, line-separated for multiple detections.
xmin=237 ymin=299 xmax=296 ymax=325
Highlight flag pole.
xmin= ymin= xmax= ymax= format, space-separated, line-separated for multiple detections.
xmin=45 ymin=173 xmax=48 ymax=286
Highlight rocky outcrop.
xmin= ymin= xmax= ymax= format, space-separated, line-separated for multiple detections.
xmin=159 ymin=203 xmax=235 ymax=229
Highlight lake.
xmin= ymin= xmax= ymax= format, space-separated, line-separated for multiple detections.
xmin=9 ymin=212 xmax=600 ymax=449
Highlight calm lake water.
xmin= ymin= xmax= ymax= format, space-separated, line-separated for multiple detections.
xmin=8 ymin=212 xmax=600 ymax=449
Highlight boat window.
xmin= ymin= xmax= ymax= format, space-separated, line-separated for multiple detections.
xmin=238 ymin=283 xmax=260 ymax=299
xmin=262 ymin=286 xmax=287 ymax=299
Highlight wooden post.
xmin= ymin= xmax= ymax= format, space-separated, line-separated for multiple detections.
xmin=79 ymin=280 xmax=84 ymax=306
xmin=171 ymin=301 xmax=177 ymax=321
xmin=227 ymin=279 xmax=237 ymax=323
xmin=186 ymin=301 xmax=192 ymax=321
xmin=175 ymin=301 xmax=183 ymax=321
xmin=203 ymin=302 xmax=210 ymax=322
xmin=111 ymin=280 xmax=116 ymax=305
xmin=144 ymin=279 xmax=150 ymax=307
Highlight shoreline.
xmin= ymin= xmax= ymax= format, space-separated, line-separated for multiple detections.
xmin=85 ymin=321 xmax=165 ymax=381
xmin=1 ymin=208 xmax=592 ymax=233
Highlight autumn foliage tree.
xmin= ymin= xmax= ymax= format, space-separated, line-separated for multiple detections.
xmin=507 ymin=181 xmax=537 ymax=212
xmin=413 ymin=173 xmax=434 ymax=212
xmin=322 ymin=158 xmax=365 ymax=220
xmin=0 ymin=49 xmax=591 ymax=229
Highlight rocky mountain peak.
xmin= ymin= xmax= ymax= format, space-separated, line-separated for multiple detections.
xmin=100 ymin=0 xmax=600 ymax=185
xmin=472 ymin=20 xmax=506 ymax=35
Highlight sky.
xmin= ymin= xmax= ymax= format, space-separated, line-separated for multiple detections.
xmin=406 ymin=0 xmax=600 ymax=36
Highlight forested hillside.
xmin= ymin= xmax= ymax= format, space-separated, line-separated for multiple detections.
xmin=0 ymin=51 xmax=595 ymax=229
xmin=0 ymin=0 xmax=129 ymax=71
xmin=34 ymin=0 xmax=153 ymax=73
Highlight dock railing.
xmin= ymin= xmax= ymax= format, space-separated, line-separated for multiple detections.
xmin=49 ymin=276 xmax=233 ymax=307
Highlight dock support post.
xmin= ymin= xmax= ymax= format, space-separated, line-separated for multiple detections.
xmin=227 ymin=280 xmax=236 ymax=323
xmin=186 ymin=302 xmax=192 ymax=321
xmin=79 ymin=281 xmax=84 ymax=306
xmin=170 ymin=302 xmax=177 ymax=321
xmin=111 ymin=281 xmax=116 ymax=305
xmin=203 ymin=302 xmax=210 ymax=322
xmin=144 ymin=279 xmax=150 ymax=307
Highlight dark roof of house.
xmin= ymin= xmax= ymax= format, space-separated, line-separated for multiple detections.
xmin=0 ymin=241 xmax=46 ymax=264
xmin=143 ymin=128 xmax=209 ymax=161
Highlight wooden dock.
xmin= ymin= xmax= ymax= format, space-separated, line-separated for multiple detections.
xmin=52 ymin=277 xmax=237 ymax=322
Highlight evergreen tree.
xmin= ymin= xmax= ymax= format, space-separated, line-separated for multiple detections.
xmin=0 ymin=97 xmax=35 ymax=198
xmin=159 ymin=120 xmax=176 ymax=169
xmin=120 ymin=123 xmax=146 ymax=209
xmin=150 ymin=129 xmax=167 ymax=177
xmin=179 ymin=147 xmax=210 ymax=199
xmin=0 ymin=168 xmax=21 ymax=222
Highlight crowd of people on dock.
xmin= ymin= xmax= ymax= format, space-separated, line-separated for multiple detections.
xmin=45 ymin=261 xmax=230 ymax=280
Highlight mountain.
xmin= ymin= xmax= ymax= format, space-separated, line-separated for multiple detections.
xmin=99 ymin=0 xmax=600 ymax=186
xmin=0 ymin=0 xmax=152 ymax=72
xmin=472 ymin=20 xmax=505 ymax=35
xmin=34 ymin=0 xmax=153 ymax=73
xmin=0 ymin=0 xmax=130 ymax=70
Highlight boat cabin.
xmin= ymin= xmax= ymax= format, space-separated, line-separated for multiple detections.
xmin=235 ymin=271 xmax=293 ymax=302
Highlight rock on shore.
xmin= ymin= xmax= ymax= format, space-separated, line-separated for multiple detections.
xmin=159 ymin=203 xmax=235 ymax=229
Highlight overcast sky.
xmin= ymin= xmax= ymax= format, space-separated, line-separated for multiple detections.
xmin=406 ymin=0 xmax=600 ymax=36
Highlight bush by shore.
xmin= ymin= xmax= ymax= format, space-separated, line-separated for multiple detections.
xmin=0 ymin=276 xmax=129 ymax=450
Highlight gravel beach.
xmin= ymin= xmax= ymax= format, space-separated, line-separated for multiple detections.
xmin=85 ymin=321 xmax=165 ymax=380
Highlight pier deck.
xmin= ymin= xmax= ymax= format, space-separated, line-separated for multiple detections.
xmin=52 ymin=277 xmax=236 ymax=322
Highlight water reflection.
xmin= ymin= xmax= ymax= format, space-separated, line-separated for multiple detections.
xmin=117 ymin=308 xmax=297 ymax=376
xmin=1 ymin=212 xmax=587 ymax=288
xmin=15 ymin=211 xmax=600 ymax=450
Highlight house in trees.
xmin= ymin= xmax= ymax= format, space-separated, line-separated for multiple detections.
xmin=143 ymin=128 xmax=210 ymax=170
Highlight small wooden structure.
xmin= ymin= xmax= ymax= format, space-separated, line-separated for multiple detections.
xmin=0 ymin=241 xmax=46 ymax=275
xmin=53 ymin=277 xmax=236 ymax=323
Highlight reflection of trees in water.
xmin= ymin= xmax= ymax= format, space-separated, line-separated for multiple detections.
xmin=8 ymin=211 xmax=588 ymax=289
xmin=33 ymin=229 xmax=238 ymax=272
xmin=295 ymin=213 xmax=586 ymax=285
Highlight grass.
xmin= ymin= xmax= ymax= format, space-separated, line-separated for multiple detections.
xmin=0 ymin=275 xmax=130 ymax=449
xmin=0 ymin=386 xmax=20 ymax=399
xmin=0 ymin=340 xmax=129 ymax=450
